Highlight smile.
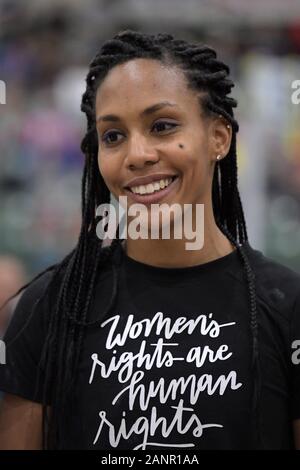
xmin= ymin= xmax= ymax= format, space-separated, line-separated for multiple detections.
xmin=129 ymin=176 xmax=177 ymax=195
xmin=124 ymin=176 xmax=179 ymax=205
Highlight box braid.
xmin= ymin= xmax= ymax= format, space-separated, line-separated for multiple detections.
xmin=0 ymin=30 xmax=261 ymax=449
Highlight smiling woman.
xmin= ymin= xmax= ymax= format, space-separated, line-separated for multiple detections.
xmin=0 ymin=30 xmax=300 ymax=451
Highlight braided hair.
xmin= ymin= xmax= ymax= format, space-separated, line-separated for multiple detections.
xmin=1 ymin=30 xmax=261 ymax=449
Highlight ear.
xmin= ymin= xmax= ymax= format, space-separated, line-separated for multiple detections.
xmin=208 ymin=115 xmax=232 ymax=164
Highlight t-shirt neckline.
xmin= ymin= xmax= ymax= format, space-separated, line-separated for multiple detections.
xmin=117 ymin=241 xmax=250 ymax=278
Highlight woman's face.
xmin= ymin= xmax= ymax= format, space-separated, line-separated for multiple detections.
xmin=95 ymin=58 xmax=229 ymax=222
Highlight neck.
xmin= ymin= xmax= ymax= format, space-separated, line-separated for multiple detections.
xmin=123 ymin=204 xmax=235 ymax=268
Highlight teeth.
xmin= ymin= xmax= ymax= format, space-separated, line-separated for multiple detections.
xmin=130 ymin=177 xmax=174 ymax=195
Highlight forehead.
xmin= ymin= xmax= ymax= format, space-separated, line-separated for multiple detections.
xmin=95 ymin=58 xmax=194 ymax=111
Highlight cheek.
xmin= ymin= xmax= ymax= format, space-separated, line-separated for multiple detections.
xmin=180 ymin=130 xmax=208 ymax=165
xmin=98 ymin=153 xmax=121 ymax=194
xmin=175 ymin=146 xmax=210 ymax=195
xmin=98 ymin=151 xmax=113 ymax=177
xmin=182 ymin=140 xmax=210 ymax=173
xmin=98 ymin=154 xmax=112 ymax=186
xmin=172 ymin=143 xmax=204 ymax=175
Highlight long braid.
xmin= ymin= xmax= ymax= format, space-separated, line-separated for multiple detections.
xmin=0 ymin=30 xmax=261 ymax=449
xmin=219 ymin=223 xmax=261 ymax=447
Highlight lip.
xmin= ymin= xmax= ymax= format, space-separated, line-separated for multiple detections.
xmin=123 ymin=175 xmax=180 ymax=205
xmin=124 ymin=173 xmax=178 ymax=189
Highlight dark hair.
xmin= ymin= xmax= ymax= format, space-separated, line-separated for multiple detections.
xmin=1 ymin=30 xmax=261 ymax=449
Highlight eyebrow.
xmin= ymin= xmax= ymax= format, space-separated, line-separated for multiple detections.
xmin=96 ymin=101 xmax=179 ymax=123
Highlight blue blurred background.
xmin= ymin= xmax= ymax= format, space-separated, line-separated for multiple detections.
xmin=0 ymin=0 xmax=299 ymax=286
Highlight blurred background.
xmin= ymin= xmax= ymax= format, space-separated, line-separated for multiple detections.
xmin=0 ymin=0 xmax=299 ymax=305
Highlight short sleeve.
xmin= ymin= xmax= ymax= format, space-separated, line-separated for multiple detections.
xmin=0 ymin=271 xmax=53 ymax=404
xmin=291 ymin=289 xmax=300 ymax=419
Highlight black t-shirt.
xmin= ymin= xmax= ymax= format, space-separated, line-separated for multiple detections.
xmin=0 ymin=242 xmax=300 ymax=450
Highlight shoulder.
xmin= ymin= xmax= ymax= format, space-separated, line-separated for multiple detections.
xmin=245 ymin=243 xmax=300 ymax=319
xmin=246 ymin=243 xmax=300 ymax=295
xmin=15 ymin=269 xmax=55 ymax=312
xmin=16 ymin=246 xmax=116 ymax=315
xmin=4 ymin=269 xmax=58 ymax=340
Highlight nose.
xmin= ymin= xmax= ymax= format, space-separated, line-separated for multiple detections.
xmin=125 ymin=132 xmax=159 ymax=170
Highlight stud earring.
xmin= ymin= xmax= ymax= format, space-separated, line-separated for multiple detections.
xmin=216 ymin=154 xmax=222 ymax=161
xmin=219 ymin=114 xmax=231 ymax=130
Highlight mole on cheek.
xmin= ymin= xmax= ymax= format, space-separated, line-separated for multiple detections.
xmin=178 ymin=144 xmax=184 ymax=149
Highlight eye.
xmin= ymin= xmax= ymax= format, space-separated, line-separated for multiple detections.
xmin=152 ymin=121 xmax=178 ymax=133
xmin=101 ymin=130 xmax=124 ymax=146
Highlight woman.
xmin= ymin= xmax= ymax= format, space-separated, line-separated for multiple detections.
xmin=0 ymin=30 xmax=299 ymax=450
